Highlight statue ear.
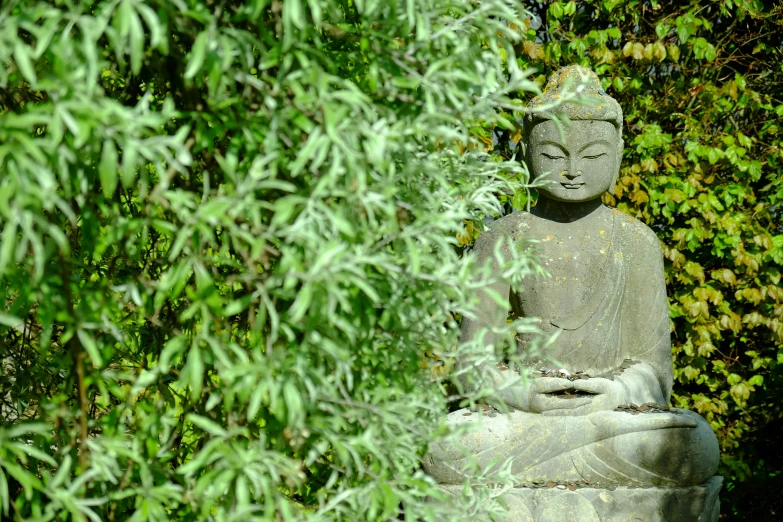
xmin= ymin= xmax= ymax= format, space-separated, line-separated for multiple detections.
xmin=609 ymin=138 xmax=623 ymax=196
xmin=516 ymin=140 xmax=527 ymax=163
xmin=515 ymin=120 xmax=529 ymax=163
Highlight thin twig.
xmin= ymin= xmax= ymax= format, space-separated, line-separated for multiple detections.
xmin=60 ymin=251 xmax=90 ymax=471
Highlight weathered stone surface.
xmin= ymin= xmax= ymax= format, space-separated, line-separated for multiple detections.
xmin=425 ymin=408 xmax=719 ymax=487
xmin=444 ymin=477 xmax=722 ymax=522
xmin=424 ymin=65 xmax=721 ymax=518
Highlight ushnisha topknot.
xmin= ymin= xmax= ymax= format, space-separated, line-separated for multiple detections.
xmin=524 ymin=65 xmax=623 ymax=132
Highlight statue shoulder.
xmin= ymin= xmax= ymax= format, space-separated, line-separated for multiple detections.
xmin=612 ymin=210 xmax=662 ymax=255
xmin=477 ymin=212 xmax=533 ymax=242
xmin=471 ymin=212 xmax=532 ymax=255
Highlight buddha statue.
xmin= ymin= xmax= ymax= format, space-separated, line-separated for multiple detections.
xmin=424 ymin=66 xmax=720 ymax=494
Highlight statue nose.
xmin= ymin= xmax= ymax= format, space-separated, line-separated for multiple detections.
xmin=564 ymin=170 xmax=582 ymax=180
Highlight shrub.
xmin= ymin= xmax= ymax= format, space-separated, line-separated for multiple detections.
xmin=0 ymin=0 xmax=548 ymax=520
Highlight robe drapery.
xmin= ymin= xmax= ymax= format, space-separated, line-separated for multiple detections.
xmin=423 ymin=209 xmax=720 ymax=487
xmin=509 ymin=210 xmax=673 ymax=402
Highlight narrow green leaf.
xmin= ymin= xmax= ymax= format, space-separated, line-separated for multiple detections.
xmin=6 ymin=423 xmax=52 ymax=439
xmin=77 ymin=330 xmax=103 ymax=367
xmin=185 ymin=344 xmax=204 ymax=400
xmin=99 ymin=139 xmax=118 ymax=198
xmin=128 ymin=9 xmax=144 ymax=75
xmin=288 ymin=283 xmax=312 ymax=322
xmin=0 ymin=468 xmax=8 ymax=517
xmin=0 ymin=313 xmax=22 ymax=328
xmin=224 ymin=294 xmax=253 ymax=316
xmin=248 ymin=385 xmax=264 ymax=421
xmin=117 ymin=0 xmax=133 ymax=38
xmin=0 ymin=219 xmax=18 ymax=278
xmin=159 ymin=335 xmax=186 ymax=374
xmin=50 ymin=455 xmax=72 ymax=489
xmin=3 ymin=462 xmax=41 ymax=499
xmin=136 ymin=4 xmax=164 ymax=49
xmin=307 ymin=0 xmax=322 ymax=27
xmin=11 ymin=443 xmax=57 ymax=467
xmin=284 ymin=0 xmax=304 ymax=30
xmin=283 ymin=381 xmax=303 ymax=427
xmin=187 ymin=414 xmax=228 ymax=437
xmin=121 ymin=142 xmax=137 ymax=188
xmin=185 ymin=32 xmax=209 ymax=79
xmin=131 ymin=370 xmax=158 ymax=394
xmin=13 ymin=42 xmax=36 ymax=84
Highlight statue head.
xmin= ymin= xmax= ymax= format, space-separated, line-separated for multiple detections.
xmin=522 ymin=66 xmax=624 ymax=203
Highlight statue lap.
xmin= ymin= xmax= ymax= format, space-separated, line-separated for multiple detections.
xmin=424 ymin=407 xmax=719 ymax=487
xmin=425 ymin=408 xmax=721 ymax=521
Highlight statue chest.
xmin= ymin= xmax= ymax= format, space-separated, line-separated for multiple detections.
xmin=512 ymin=221 xmax=616 ymax=321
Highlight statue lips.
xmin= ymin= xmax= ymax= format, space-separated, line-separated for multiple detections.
xmin=560 ymin=182 xmax=585 ymax=189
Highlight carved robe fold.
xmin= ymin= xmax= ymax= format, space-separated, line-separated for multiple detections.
xmin=511 ymin=211 xmax=673 ymax=401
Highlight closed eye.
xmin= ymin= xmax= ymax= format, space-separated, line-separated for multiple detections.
xmin=583 ymin=153 xmax=607 ymax=160
xmin=540 ymin=153 xmax=565 ymax=160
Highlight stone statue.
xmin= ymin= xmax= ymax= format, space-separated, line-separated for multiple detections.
xmin=425 ymin=66 xmax=721 ymax=521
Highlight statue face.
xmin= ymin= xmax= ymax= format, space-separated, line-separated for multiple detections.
xmin=527 ymin=120 xmax=619 ymax=203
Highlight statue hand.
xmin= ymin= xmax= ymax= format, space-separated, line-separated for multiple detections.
xmin=526 ymin=377 xmax=628 ymax=416
xmin=527 ymin=377 xmax=598 ymax=415
xmin=570 ymin=378 xmax=627 ymax=413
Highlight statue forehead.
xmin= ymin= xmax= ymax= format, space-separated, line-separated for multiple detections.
xmin=528 ymin=120 xmax=617 ymax=145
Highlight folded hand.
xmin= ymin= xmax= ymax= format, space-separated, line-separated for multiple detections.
xmin=527 ymin=376 xmax=627 ymax=416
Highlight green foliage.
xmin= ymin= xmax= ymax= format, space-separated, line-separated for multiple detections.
xmin=481 ymin=0 xmax=782 ymax=517
xmin=0 ymin=0 xmax=549 ymax=520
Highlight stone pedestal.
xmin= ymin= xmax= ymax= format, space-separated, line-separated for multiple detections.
xmin=448 ymin=476 xmax=722 ymax=522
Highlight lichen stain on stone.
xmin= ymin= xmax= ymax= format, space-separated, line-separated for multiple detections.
xmin=526 ymin=65 xmax=623 ymax=127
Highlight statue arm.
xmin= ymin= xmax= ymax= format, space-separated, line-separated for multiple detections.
xmin=456 ymin=221 xmax=567 ymax=413
xmin=540 ymin=363 xmax=664 ymax=415
xmin=615 ymin=362 xmax=667 ymax=405
xmin=621 ymin=223 xmax=674 ymax=403
xmin=457 ymin=226 xmax=529 ymax=408
xmin=458 ymin=228 xmax=511 ymax=353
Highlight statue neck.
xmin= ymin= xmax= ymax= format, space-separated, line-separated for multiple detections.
xmin=531 ymin=196 xmax=604 ymax=223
